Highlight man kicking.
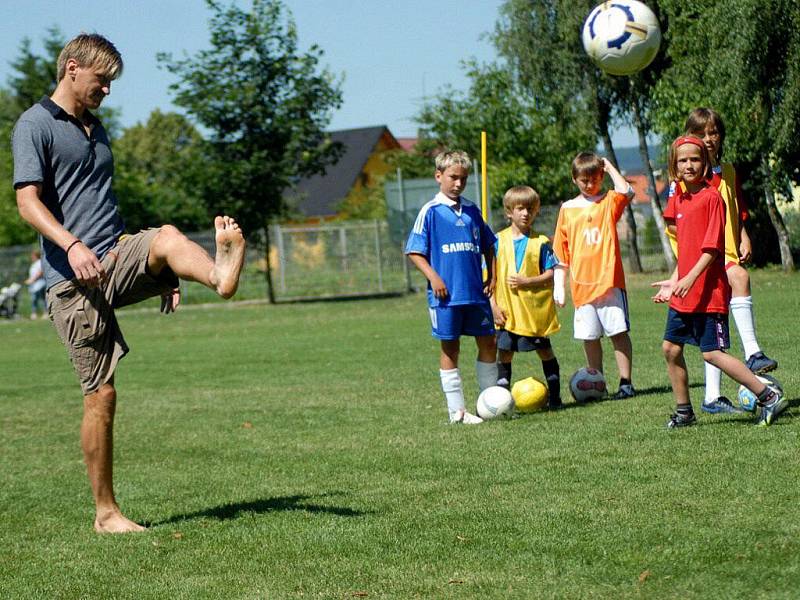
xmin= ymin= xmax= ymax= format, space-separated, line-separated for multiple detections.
xmin=12 ymin=33 xmax=246 ymax=533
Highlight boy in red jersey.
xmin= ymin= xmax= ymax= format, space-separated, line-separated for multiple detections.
xmin=653 ymin=137 xmax=785 ymax=428
xmin=667 ymin=108 xmax=777 ymax=415
xmin=552 ymin=152 xmax=635 ymax=399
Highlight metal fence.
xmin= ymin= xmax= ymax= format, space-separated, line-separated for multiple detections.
xmin=0 ymin=220 xmax=411 ymax=308
xmin=0 ymin=211 xmax=673 ymax=309
xmin=268 ymin=220 xmax=409 ymax=300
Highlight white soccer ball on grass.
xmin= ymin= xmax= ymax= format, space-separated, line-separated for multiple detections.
xmin=477 ymin=386 xmax=515 ymax=420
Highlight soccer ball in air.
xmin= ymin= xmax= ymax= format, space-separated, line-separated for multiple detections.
xmin=512 ymin=377 xmax=548 ymax=413
xmin=581 ymin=0 xmax=662 ymax=76
xmin=737 ymin=374 xmax=783 ymax=413
xmin=569 ymin=367 xmax=607 ymax=403
xmin=477 ymin=386 xmax=515 ymax=420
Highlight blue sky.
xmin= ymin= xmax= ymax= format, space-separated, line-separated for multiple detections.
xmin=0 ymin=0 xmax=638 ymax=145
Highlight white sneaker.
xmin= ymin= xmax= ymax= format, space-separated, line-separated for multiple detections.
xmin=462 ymin=411 xmax=484 ymax=425
xmin=450 ymin=408 xmax=483 ymax=425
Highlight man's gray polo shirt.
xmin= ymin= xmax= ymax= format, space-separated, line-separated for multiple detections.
xmin=12 ymin=96 xmax=125 ymax=290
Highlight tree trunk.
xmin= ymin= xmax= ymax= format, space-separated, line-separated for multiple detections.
xmin=594 ymin=83 xmax=643 ymax=273
xmin=263 ymin=223 xmax=277 ymax=304
xmin=631 ymin=99 xmax=675 ymax=272
xmin=761 ymin=159 xmax=795 ymax=271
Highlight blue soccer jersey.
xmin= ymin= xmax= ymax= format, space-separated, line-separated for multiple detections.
xmin=405 ymin=193 xmax=496 ymax=308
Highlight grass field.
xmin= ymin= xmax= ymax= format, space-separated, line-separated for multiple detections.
xmin=2 ymin=270 xmax=799 ymax=599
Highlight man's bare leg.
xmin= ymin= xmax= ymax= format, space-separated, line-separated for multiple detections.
xmin=82 ymin=381 xmax=145 ymax=533
xmin=148 ymin=216 xmax=246 ymax=299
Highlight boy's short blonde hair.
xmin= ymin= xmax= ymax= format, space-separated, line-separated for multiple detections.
xmin=571 ymin=152 xmax=604 ymax=179
xmin=435 ymin=150 xmax=472 ymax=173
xmin=57 ymin=33 xmax=123 ymax=82
xmin=503 ymin=185 xmax=540 ymax=212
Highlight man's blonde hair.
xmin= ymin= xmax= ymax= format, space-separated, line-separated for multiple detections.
xmin=434 ymin=150 xmax=472 ymax=173
xmin=57 ymin=34 xmax=123 ymax=82
xmin=503 ymin=185 xmax=540 ymax=212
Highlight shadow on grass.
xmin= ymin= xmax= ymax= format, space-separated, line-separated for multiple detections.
xmin=576 ymin=382 xmax=703 ymax=405
xmin=688 ymin=397 xmax=799 ymax=428
xmin=627 ymin=382 xmax=704 ymax=397
xmin=150 ymin=492 xmax=370 ymax=527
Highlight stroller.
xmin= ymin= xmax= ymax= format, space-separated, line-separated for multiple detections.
xmin=0 ymin=282 xmax=21 ymax=319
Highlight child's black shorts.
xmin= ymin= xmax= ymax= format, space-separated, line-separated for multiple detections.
xmin=496 ymin=329 xmax=552 ymax=352
xmin=663 ymin=308 xmax=730 ymax=352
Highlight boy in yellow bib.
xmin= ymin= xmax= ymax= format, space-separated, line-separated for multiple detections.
xmin=490 ymin=186 xmax=562 ymax=409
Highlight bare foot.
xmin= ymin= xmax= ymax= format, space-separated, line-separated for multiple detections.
xmin=211 ymin=216 xmax=246 ymax=299
xmin=94 ymin=510 xmax=146 ymax=534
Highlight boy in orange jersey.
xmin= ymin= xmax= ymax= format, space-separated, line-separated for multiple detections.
xmin=552 ymin=152 xmax=635 ymax=399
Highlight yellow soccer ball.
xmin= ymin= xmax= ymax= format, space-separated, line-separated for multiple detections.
xmin=511 ymin=377 xmax=548 ymax=413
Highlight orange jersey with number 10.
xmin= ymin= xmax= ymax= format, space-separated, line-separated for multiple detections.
xmin=552 ymin=191 xmax=630 ymax=307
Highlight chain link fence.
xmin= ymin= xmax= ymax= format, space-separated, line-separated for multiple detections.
xmin=0 ymin=220 xmax=411 ymax=311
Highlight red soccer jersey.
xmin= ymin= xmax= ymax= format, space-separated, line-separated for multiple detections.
xmin=667 ymin=163 xmax=748 ymax=266
xmin=663 ymin=185 xmax=731 ymax=313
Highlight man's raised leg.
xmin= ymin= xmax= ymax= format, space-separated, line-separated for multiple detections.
xmin=148 ymin=216 xmax=246 ymax=299
xmin=82 ymin=381 xmax=145 ymax=533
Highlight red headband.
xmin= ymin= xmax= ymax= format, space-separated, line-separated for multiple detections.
xmin=672 ymin=136 xmax=705 ymax=149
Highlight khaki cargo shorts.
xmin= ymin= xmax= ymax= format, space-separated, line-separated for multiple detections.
xmin=47 ymin=228 xmax=178 ymax=395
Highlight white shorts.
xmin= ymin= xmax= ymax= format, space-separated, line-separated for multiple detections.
xmin=573 ymin=287 xmax=630 ymax=340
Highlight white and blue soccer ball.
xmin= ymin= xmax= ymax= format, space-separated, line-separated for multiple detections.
xmin=477 ymin=386 xmax=515 ymax=420
xmin=582 ymin=0 xmax=662 ymax=76
xmin=737 ymin=375 xmax=783 ymax=413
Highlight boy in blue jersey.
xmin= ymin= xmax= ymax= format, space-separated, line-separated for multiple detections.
xmin=405 ymin=151 xmax=497 ymax=424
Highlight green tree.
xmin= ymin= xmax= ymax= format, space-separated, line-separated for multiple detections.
xmin=0 ymin=30 xmax=66 ymax=247
xmin=415 ymin=60 xmax=595 ymax=210
xmin=653 ymin=0 xmax=800 ymax=270
xmin=113 ymin=110 xmax=208 ymax=232
xmin=607 ymin=0 xmax=676 ymax=271
xmin=0 ymin=90 xmax=36 ymax=247
xmin=7 ymin=27 xmax=63 ymax=114
xmin=158 ymin=0 xmax=343 ymax=302
xmin=493 ymin=0 xmax=648 ymax=271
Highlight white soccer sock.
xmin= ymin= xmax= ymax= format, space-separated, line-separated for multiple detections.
xmin=704 ymin=361 xmax=722 ymax=403
xmin=440 ymin=368 xmax=465 ymax=419
xmin=476 ymin=360 xmax=498 ymax=392
xmin=730 ymin=296 xmax=760 ymax=359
